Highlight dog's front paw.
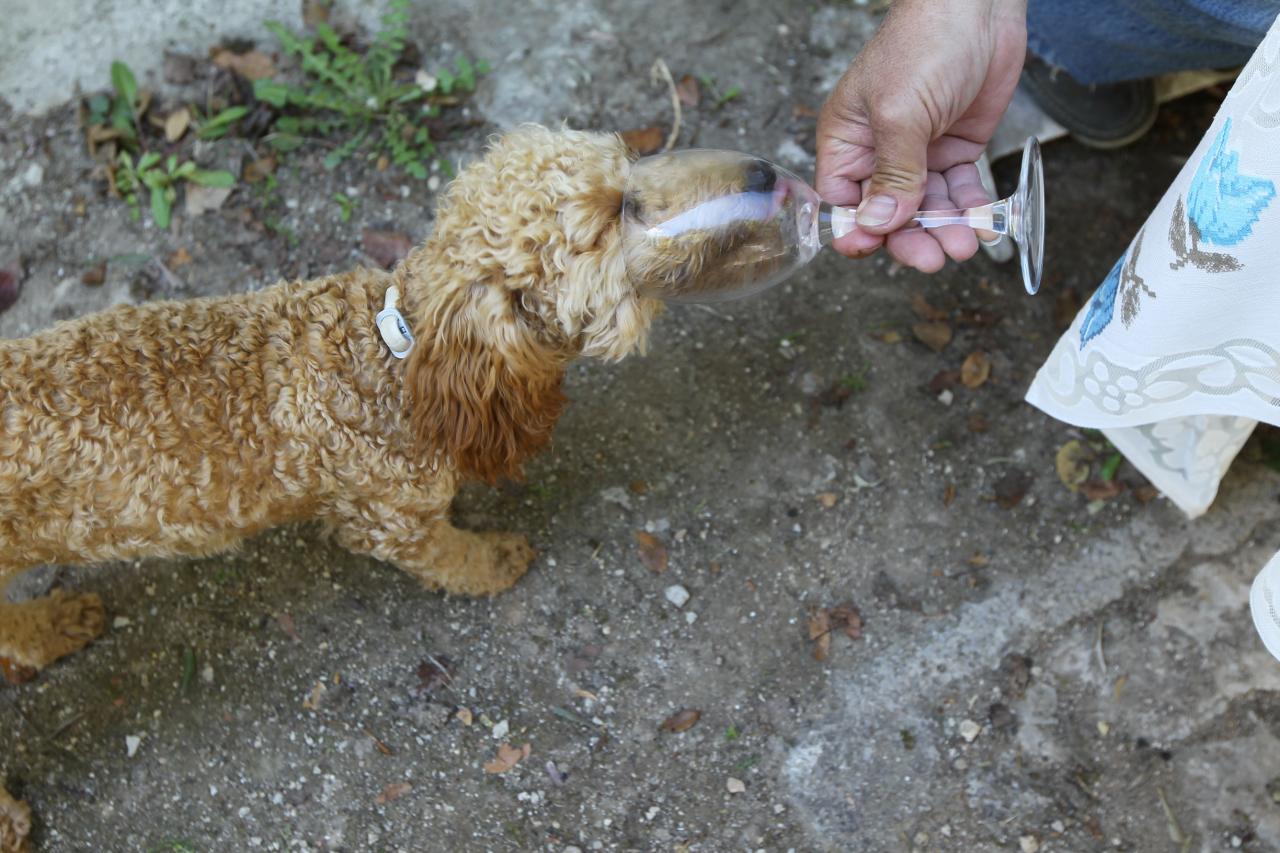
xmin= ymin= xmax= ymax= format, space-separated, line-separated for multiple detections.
xmin=50 ymin=590 xmax=106 ymax=643
xmin=30 ymin=590 xmax=106 ymax=667
xmin=480 ymin=532 xmax=536 ymax=593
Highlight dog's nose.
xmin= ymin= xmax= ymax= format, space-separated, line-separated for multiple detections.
xmin=744 ymin=159 xmax=777 ymax=194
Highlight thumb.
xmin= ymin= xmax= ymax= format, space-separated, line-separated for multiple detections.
xmin=857 ymin=119 xmax=930 ymax=234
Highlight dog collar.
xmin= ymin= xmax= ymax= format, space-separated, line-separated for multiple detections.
xmin=376 ymin=286 xmax=415 ymax=359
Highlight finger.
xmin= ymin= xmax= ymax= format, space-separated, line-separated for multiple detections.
xmin=885 ymin=228 xmax=946 ymax=273
xmin=832 ymin=228 xmax=884 ymax=259
xmin=923 ymin=170 xmax=979 ymax=263
xmin=942 ymin=162 xmax=997 ymax=243
xmin=856 ymin=104 xmax=931 ymax=234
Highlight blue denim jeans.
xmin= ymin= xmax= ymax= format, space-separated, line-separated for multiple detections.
xmin=1027 ymin=0 xmax=1278 ymax=84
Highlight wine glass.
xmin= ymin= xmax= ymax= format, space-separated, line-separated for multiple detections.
xmin=621 ymin=137 xmax=1044 ymax=303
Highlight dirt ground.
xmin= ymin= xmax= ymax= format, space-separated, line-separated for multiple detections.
xmin=3 ymin=1 xmax=1280 ymax=851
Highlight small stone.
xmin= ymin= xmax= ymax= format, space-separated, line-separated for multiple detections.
xmin=1232 ymin=836 xmax=1243 ymax=848
xmin=201 ymin=664 xmax=215 ymax=684
xmin=20 ymin=163 xmax=43 ymax=188
xmin=665 ymin=585 xmax=690 ymax=608
xmin=940 ymin=825 xmax=952 ymax=837
xmin=427 ymin=175 xmax=441 ymax=192
xmin=726 ymin=777 xmax=746 ymax=794
xmin=492 ymin=720 xmax=509 ymax=739
xmin=959 ymin=719 xmax=981 ymax=742
xmin=1097 ymin=720 xmax=1110 ymax=736
xmin=938 ymin=389 xmax=954 ymax=406
xmin=1051 ymin=820 xmax=1065 ymax=834
xmin=125 ymin=734 xmax=143 ymax=757
xmin=112 ymin=616 xmax=133 ymax=629
xmin=1019 ymin=835 xmax=1040 ymax=853
xmin=685 ymin=611 xmax=698 ymax=625
xmin=563 ymin=847 xmax=583 ymax=853
xmin=913 ymin=831 xmax=929 ymax=845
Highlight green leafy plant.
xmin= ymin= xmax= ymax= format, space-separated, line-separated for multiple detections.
xmin=254 ymin=0 xmax=488 ymax=178
xmin=114 ymin=152 xmax=235 ymax=229
xmin=698 ymin=75 xmax=742 ymax=109
xmin=194 ymin=105 xmax=250 ymax=140
xmin=87 ymin=61 xmax=147 ymax=149
xmin=332 ymin=192 xmax=356 ymax=222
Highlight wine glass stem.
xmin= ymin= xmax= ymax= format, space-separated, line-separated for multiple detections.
xmin=818 ymin=200 xmax=1010 ymax=244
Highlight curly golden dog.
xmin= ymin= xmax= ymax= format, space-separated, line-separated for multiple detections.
xmin=0 ymin=123 xmax=779 ymax=850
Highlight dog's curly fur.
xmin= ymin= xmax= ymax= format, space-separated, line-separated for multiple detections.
xmin=0 ymin=125 xmax=672 ymax=850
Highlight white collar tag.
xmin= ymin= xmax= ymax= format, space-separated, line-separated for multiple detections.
xmin=376 ymin=286 xmax=414 ymax=359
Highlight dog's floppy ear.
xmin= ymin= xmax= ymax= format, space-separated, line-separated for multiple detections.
xmin=405 ymin=284 xmax=568 ymax=484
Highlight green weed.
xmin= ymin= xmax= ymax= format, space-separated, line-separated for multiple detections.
xmin=254 ymin=0 xmax=488 ymax=178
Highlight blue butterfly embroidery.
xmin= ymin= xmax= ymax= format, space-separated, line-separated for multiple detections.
xmin=1187 ymin=118 xmax=1275 ymax=247
xmin=1079 ymin=253 xmax=1124 ymax=348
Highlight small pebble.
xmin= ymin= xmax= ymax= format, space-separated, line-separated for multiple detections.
xmin=492 ymin=720 xmax=509 ymax=739
xmin=665 ymin=585 xmax=690 ymax=608
xmin=125 ymin=734 xmax=142 ymax=757
xmin=726 ymin=777 xmax=746 ymax=794
xmin=959 ymin=719 xmax=981 ymax=742
xmin=20 ymin=163 xmax=43 ymax=188
xmin=201 ymin=664 xmax=215 ymax=684
xmin=1051 ymin=820 xmax=1065 ymax=834
xmin=685 ymin=611 xmax=698 ymax=625
xmin=112 ymin=616 xmax=132 ymax=629
xmin=1019 ymin=835 xmax=1040 ymax=853
xmin=938 ymin=389 xmax=954 ymax=406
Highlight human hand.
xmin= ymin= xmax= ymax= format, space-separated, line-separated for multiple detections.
xmin=816 ymin=0 xmax=1027 ymax=271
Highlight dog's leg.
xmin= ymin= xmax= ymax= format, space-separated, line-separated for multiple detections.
xmin=0 ymin=785 xmax=31 ymax=853
xmin=0 ymin=582 xmax=106 ymax=675
xmin=337 ymin=518 xmax=535 ymax=597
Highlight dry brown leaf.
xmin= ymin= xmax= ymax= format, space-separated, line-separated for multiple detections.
xmin=302 ymin=680 xmax=327 ymax=710
xmin=828 ymin=602 xmax=863 ymax=639
xmin=167 ymin=248 xmax=193 ymax=268
xmin=808 ymin=609 xmax=832 ymax=662
xmin=1081 ymin=479 xmax=1125 ymax=501
xmin=483 ymin=742 xmax=531 ymax=774
xmin=629 ymin=480 xmax=649 ymax=494
xmin=621 ymin=126 xmax=665 ymax=156
xmin=816 ymin=491 xmax=839 ymax=509
xmin=276 ymin=612 xmax=301 ymax=641
xmin=1133 ymin=484 xmax=1159 ymax=504
xmin=0 ymin=657 xmax=36 ymax=685
xmin=362 ymin=229 xmax=414 ymax=269
xmin=81 ymin=261 xmax=107 ymax=286
xmin=966 ymin=413 xmax=990 ymax=434
xmin=1055 ymin=440 xmax=1091 ymax=492
xmin=164 ymin=107 xmax=191 ymax=143
xmin=960 ymin=351 xmax=991 ymax=389
xmin=993 ymin=469 xmax=1032 ymax=509
xmin=634 ymin=531 xmax=668 ymax=573
xmin=910 ymin=294 xmax=948 ymax=322
xmin=943 ymin=483 xmax=956 ymax=507
xmin=242 ymin=156 xmax=277 ymax=184
xmin=302 ymin=0 xmax=331 ymax=26
xmin=212 ymin=48 xmax=277 ymax=81
xmin=912 ymin=321 xmax=952 ymax=353
xmin=185 ymin=184 xmax=232 ymax=217
xmin=928 ymin=370 xmax=960 ymax=395
xmin=455 ymin=707 xmax=473 ymax=726
xmin=375 ymin=781 xmax=412 ymax=804
xmin=967 ymin=553 xmax=990 ymax=568
xmin=675 ymin=74 xmax=700 ymax=107
xmin=660 ymin=708 xmax=702 ymax=733
xmin=873 ymin=330 xmax=902 ymax=344
xmin=416 ymin=656 xmax=455 ymax=694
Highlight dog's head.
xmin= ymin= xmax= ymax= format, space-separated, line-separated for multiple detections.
xmin=398 ymin=125 xmax=653 ymax=483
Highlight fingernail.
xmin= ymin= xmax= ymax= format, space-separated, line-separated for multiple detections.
xmin=856 ymin=195 xmax=896 ymax=228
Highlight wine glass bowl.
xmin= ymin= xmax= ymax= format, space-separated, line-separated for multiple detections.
xmin=621 ymin=137 xmax=1045 ymax=302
